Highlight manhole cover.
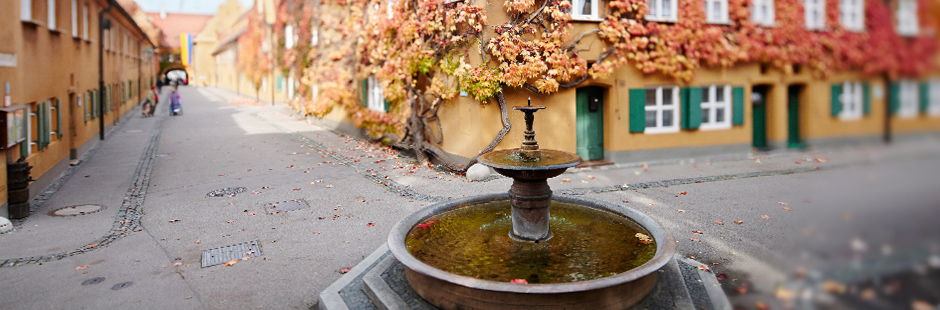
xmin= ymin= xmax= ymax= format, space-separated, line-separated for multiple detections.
xmin=206 ymin=187 xmax=247 ymax=197
xmin=81 ymin=277 xmax=105 ymax=286
xmin=49 ymin=204 xmax=107 ymax=216
xmin=202 ymin=241 xmax=263 ymax=267
xmin=264 ymin=199 xmax=309 ymax=213
xmin=111 ymin=281 xmax=133 ymax=290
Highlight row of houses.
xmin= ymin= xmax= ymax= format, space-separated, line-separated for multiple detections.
xmin=0 ymin=0 xmax=158 ymax=218
xmin=199 ymin=0 xmax=940 ymax=170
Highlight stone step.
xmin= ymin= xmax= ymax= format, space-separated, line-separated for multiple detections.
xmin=318 ymin=244 xmax=732 ymax=310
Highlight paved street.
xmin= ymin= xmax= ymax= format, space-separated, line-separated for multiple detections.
xmin=1 ymin=86 xmax=939 ymax=309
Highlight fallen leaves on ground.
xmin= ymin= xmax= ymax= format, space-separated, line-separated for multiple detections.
xmin=194 ymin=240 xmax=201 ymax=244
xmin=223 ymin=259 xmax=238 ymax=267
xmin=588 ymin=175 xmax=595 ymax=179
xmin=169 ymin=220 xmax=181 ymax=223
xmin=510 ymin=279 xmax=528 ymax=284
xmin=761 ymin=215 xmax=771 ymax=220
xmin=88 ymin=243 xmax=99 ymax=248
xmin=734 ymin=282 xmax=750 ymax=294
xmin=678 ymin=191 xmax=688 ymax=195
xmin=339 ymin=267 xmax=352 ymax=274
xmin=716 ymin=273 xmax=728 ymax=280
xmin=783 ymin=207 xmax=793 ymax=211
xmin=226 ymin=220 xmax=234 ymax=223
xmin=697 ymin=265 xmax=709 ymax=271
xmin=822 ymin=280 xmax=846 ymax=294
xmin=268 ymin=210 xmax=280 ymax=215
xmin=75 ymin=265 xmax=90 ymax=270
xmin=714 ymin=221 xmax=724 ymax=225
xmin=692 ymin=230 xmax=704 ymax=234
xmin=325 ymin=185 xmax=334 ymax=188
xmin=562 ymin=179 xmax=571 ymax=182
xmin=690 ymin=237 xmax=701 ymax=242
xmin=677 ymin=209 xmax=686 ymax=213
xmin=778 ymin=202 xmax=788 ymax=206
xmin=173 ymin=262 xmax=183 ymax=267
xmin=367 ymin=222 xmax=376 ymax=227
xmin=734 ymin=220 xmax=744 ymax=224
xmin=755 ymin=301 xmax=769 ymax=310
xmin=247 ymin=212 xmax=257 ymax=216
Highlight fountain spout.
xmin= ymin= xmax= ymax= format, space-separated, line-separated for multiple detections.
xmin=514 ymin=98 xmax=545 ymax=161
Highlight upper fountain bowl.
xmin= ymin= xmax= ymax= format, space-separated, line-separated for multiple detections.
xmin=478 ymin=148 xmax=581 ymax=180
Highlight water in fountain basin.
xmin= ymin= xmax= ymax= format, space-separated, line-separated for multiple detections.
xmin=405 ymin=199 xmax=657 ymax=284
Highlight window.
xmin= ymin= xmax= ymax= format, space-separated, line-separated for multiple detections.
xmin=48 ymin=0 xmax=57 ymax=30
xmin=21 ymin=0 xmax=32 ymax=21
xmin=839 ymin=0 xmax=864 ymax=31
xmin=311 ymin=28 xmax=318 ymax=47
xmin=82 ymin=5 xmax=88 ymax=39
xmin=71 ymin=0 xmax=77 ymax=37
xmin=704 ymin=0 xmax=728 ymax=23
xmin=387 ymin=0 xmax=397 ymax=18
xmin=31 ymin=100 xmax=53 ymax=152
xmin=751 ymin=0 xmax=774 ymax=26
xmin=930 ymin=80 xmax=940 ymax=116
xmin=284 ymin=25 xmax=294 ymax=48
xmin=805 ymin=0 xmax=825 ymax=30
xmin=367 ymin=76 xmax=387 ymax=112
xmin=700 ymin=85 xmax=731 ymax=129
xmin=104 ymin=29 xmax=109 ymax=50
xmin=647 ymin=0 xmax=677 ymax=21
xmin=572 ymin=0 xmax=600 ymax=20
xmin=838 ymin=81 xmax=864 ymax=120
xmin=644 ymin=86 xmax=680 ymax=133
xmin=896 ymin=0 xmax=918 ymax=36
xmin=898 ymin=79 xmax=919 ymax=118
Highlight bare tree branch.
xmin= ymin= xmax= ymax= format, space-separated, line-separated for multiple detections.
xmin=464 ymin=89 xmax=511 ymax=170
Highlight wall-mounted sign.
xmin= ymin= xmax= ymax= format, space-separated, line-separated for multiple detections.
xmin=0 ymin=105 xmax=28 ymax=149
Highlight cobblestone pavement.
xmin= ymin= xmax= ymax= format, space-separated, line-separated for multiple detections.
xmin=0 ymin=85 xmax=938 ymax=309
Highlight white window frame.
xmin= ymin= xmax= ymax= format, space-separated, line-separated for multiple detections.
xmin=387 ymin=0 xmax=397 ymax=19
xmin=929 ymin=79 xmax=940 ymax=116
xmin=839 ymin=81 xmax=864 ymax=120
xmin=896 ymin=0 xmax=918 ymax=36
xmin=645 ymin=86 xmax=680 ymax=134
xmin=82 ymin=5 xmax=88 ymax=39
xmin=898 ymin=79 xmax=919 ymax=118
xmin=700 ymin=85 xmax=732 ymax=130
xmin=839 ymin=0 xmax=864 ymax=31
xmin=647 ymin=0 xmax=678 ymax=22
xmin=71 ymin=0 xmax=78 ymax=37
xmin=750 ymin=0 xmax=775 ymax=26
xmin=21 ymin=0 xmax=32 ymax=21
xmin=805 ymin=0 xmax=826 ymax=30
xmin=704 ymin=0 xmax=729 ymax=24
xmin=367 ymin=76 xmax=387 ymax=112
xmin=48 ymin=0 xmax=57 ymax=30
xmin=311 ymin=28 xmax=318 ymax=47
xmin=572 ymin=0 xmax=601 ymax=20
xmin=284 ymin=25 xmax=294 ymax=48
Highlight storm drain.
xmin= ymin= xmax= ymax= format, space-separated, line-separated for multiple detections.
xmin=206 ymin=187 xmax=247 ymax=198
xmin=201 ymin=241 xmax=263 ymax=267
xmin=264 ymin=199 xmax=309 ymax=213
xmin=49 ymin=204 xmax=107 ymax=217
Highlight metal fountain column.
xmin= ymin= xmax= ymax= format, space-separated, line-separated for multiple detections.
xmin=508 ymin=99 xmax=553 ymax=242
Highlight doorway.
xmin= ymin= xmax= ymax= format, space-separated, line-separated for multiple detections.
xmin=786 ymin=85 xmax=804 ymax=149
xmin=751 ymin=85 xmax=769 ymax=150
xmin=576 ymin=86 xmax=605 ymax=161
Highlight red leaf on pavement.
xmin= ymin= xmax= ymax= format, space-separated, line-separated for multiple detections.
xmin=714 ymin=221 xmax=724 ymax=225
xmin=226 ymin=220 xmax=234 ymax=223
xmin=367 ymin=222 xmax=376 ymax=227
xmin=716 ymin=273 xmax=728 ymax=280
xmin=678 ymin=191 xmax=688 ymax=195
xmin=247 ymin=212 xmax=258 ymax=216
xmin=223 ymin=259 xmax=237 ymax=267
xmin=734 ymin=220 xmax=744 ymax=224
xmin=75 ymin=265 xmax=90 ymax=270
xmin=697 ymin=265 xmax=709 ymax=271
xmin=510 ymin=279 xmax=528 ymax=284
xmin=339 ymin=267 xmax=352 ymax=274
xmin=692 ymin=230 xmax=704 ymax=234
xmin=690 ymin=237 xmax=701 ymax=242
xmin=292 ymin=188 xmax=301 ymax=191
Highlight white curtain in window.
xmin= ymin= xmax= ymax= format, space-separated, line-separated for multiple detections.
xmin=71 ymin=0 xmax=78 ymax=37
xmin=48 ymin=0 xmax=57 ymax=29
xmin=21 ymin=0 xmax=32 ymax=21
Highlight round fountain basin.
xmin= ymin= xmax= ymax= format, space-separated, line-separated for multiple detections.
xmin=388 ymin=194 xmax=676 ymax=310
xmin=478 ymin=149 xmax=581 ymax=180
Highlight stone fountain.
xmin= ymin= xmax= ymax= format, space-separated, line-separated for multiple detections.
xmin=317 ymin=99 xmax=730 ymax=310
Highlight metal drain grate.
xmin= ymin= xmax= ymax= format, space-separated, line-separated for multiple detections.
xmin=201 ymin=241 xmax=263 ymax=267
xmin=206 ymin=187 xmax=247 ymax=198
xmin=264 ymin=199 xmax=310 ymax=213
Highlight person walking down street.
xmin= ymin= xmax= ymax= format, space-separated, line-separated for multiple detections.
xmin=148 ymin=86 xmax=158 ymax=117
xmin=169 ymin=87 xmax=182 ymax=116
xmin=143 ymin=86 xmax=156 ymax=117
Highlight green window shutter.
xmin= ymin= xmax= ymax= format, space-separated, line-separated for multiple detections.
xmin=732 ymin=87 xmax=745 ymax=125
xmin=55 ymin=98 xmax=62 ymax=139
xmin=681 ymin=87 xmax=701 ymax=129
xmin=863 ymin=83 xmax=871 ymax=115
xmin=83 ymin=92 xmax=88 ymax=123
xmin=384 ymin=99 xmax=390 ymax=112
xmin=920 ymin=82 xmax=930 ymax=113
xmin=831 ymin=84 xmax=843 ymax=117
xmin=889 ymin=82 xmax=900 ymax=115
xmin=43 ymin=101 xmax=51 ymax=148
xmin=361 ymin=79 xmax=368 ymax=107
xmin=629 ymin=88 xmax=646 ymax=133
xmin=37 ymin=102 xmax=46 ymax=150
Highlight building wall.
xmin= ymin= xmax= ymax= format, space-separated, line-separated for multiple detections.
xmin=0 ymin=0 xmax=157 ymax=217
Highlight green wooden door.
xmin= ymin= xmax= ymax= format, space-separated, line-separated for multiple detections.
xmin=752 ymin=86 xmax=768 ymax=149
xmin=576 ymin=86 xmax=604 ymax=161
xmin=787 ymin=85 xmax=803 ymax=149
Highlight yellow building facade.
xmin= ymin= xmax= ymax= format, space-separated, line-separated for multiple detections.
xmin=0 ymin=0 xmax=157 ymax=218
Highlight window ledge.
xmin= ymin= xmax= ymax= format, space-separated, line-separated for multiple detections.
xmin=706 ymin=20 xmax=732 ymax=25
xmin=643 ymin=127 xmax=680 ymax=134
xmin=49 ymin=28 xmax=63 ymax=35
xmin=645 ymin=16 xmax=678 ymax=23
xmin=571 ymin=16 xmax=604 ymax=22
xmin=21 ymin=19 xmax=45 ymax=27
xmin=699 ymin=124 xmax=732 ymax=131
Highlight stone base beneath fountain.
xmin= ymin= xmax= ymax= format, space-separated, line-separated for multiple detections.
xmin=317 ymin=244 xmax=732 ymax=310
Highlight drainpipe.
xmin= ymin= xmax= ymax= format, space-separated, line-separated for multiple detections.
xmin=883 ymin=75 xmax=892 ymax=144
xmin=137 ymin=40 xmax=141 ymax=105
xmin=98 ymin=3 xmax=113 ymax=141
